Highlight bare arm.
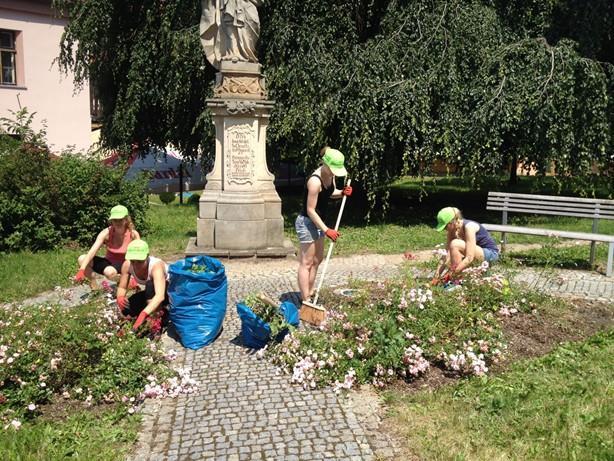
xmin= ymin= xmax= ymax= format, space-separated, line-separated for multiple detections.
xmin=143 ymin=263 xmax=167 ymax=315
xmin=79 ymin=228 xmax=109 ymax=270
xmin=116 ymin=260 xmax=131 ymax=299
xmin=131 ymin=230 xmax=141 ymax=240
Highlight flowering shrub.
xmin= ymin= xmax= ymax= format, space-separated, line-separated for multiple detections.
xmin=266 ymin=265 xmax=543 ymax=392
xmin=0 ymin=293 xmax=197 ymax=430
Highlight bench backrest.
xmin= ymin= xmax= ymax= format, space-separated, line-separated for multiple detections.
xmin=486 ymin=192 xmax=614 ymax=222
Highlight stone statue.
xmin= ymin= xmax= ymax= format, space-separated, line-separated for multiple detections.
xmin=200 ymin=0 xmax=263 ymax=70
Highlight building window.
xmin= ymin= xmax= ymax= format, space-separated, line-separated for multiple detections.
xmin=1 ymin=30 xmax=17 ymax=85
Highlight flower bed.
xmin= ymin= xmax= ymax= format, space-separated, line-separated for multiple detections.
xmin=0 ymin=292 xmax=197 ymax=430
xmin=266 ymin=263 xmax=542 ymax=392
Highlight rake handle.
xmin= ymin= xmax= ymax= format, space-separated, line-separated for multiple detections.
xmin=312 ymin=179 xmax=351 ymax=306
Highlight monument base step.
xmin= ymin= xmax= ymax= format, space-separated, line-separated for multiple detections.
xmin=185 ymin=237 xmax=296 ymax=259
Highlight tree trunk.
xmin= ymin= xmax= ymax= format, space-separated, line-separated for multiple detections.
xmin=508 ymin=154 xmax=518 ymax=186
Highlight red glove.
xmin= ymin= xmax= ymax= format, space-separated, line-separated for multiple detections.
xmin=117 ymin=296 xmax=128 ymax=313
xmin=430 ymin=277 xmax=440 ymax=286
xmin=74 ymin=269 xmax=86 ymax=283
xmin=342 ymin=186 xmax=353 ymax=197
xmin=325 ymin=229 xmax=340 ymax=242
xmin=133 ymin=311 xmax=149 ymax=331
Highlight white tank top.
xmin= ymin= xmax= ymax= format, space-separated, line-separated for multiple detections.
xmin=129 ymin=256 xmax=168 ymax=285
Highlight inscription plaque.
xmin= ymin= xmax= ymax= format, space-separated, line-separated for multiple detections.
xmin=226 ymin=123 xmax=255 ymax=184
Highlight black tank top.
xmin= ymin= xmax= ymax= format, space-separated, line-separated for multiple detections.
xmin=301 ymin=174 xmax=334 ymax=221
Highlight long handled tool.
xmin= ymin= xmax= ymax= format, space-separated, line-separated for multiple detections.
xmin=300 ymin=179 xmax=351 ymax=325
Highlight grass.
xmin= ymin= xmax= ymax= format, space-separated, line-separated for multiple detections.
xmin=0 ymin=196 xmax=198 ymax=303
xmin=384 ymin=329 xmax=614 ymax=461
xmin=0 ymin=409 xmax=139 ymax=461
xmin=1 ymin=177 xmax=612 ymax=303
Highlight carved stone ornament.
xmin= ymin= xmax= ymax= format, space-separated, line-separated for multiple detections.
xmin=214 ymin=75 xmax=266 ymax=98
xmin=226 ymin=100 xmax=256 ymax=114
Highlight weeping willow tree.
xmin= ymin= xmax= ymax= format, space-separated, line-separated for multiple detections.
xmin=54 ymin=0 xmax=614 ymax=215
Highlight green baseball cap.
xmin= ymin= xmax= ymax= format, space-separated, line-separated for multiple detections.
xmin=125 ymin=240 xmax=149 ymax=261
xmin=436 ymin=207 xmax=456 ymax=232
xmin=322 ymin=148 xmax=348 ymax=177
xmin=109 ymin=205 xmax=129 ymax=220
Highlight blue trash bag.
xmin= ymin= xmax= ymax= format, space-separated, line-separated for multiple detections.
xmin=168 ymin=256 xmax=228 ymax=350
xmin=236 ymin=300 xmax=299 ymax=349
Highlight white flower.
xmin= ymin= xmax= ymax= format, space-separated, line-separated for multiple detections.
xmin=27 ymin=403 xmax=36 ymax=411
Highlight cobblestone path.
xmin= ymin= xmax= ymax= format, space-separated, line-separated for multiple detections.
xmin=130 ymin=254 xmax=404 ymax=461
xmin=129 ymin=252 xmax=614 ymax=461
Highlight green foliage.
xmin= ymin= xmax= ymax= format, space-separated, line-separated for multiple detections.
xmin=387 ymin=329 xmax=614 ymax=460
xmin=0 ymin=296 xmax=174 ymax=425
xmin=53 ymin=1 xmax=613 ymax=214
xmin=262 ymin=0 xmax=613 ymax=213
xmin=0 ymin=109 xmax=150 ymax=251
xmin=186 ymin=192 xmax=200 ymax=206
xmin=244 ymin=294 xmax=292 ymax=340
xmin=158 ymin=191 xmax=176 ymax=205
xmin=53 ymin=0 xmax=215 ymax=159
xmin=269 ymin=265 xmax=546 ymax=389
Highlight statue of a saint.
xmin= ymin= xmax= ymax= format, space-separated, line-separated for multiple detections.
xmin=200 ymin=0 xmax=263 ymax=70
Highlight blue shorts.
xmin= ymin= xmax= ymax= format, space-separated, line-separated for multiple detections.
xmin=483 ymin=248 xmax=500 ymax=263
xmin=295 ymin=214 xmax=324 ymax=243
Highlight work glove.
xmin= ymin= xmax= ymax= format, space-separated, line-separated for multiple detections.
xmin=74 ymin=269 xmax=86 ymax=283
xmin=342 ymin=186 xmax=353 ymax=197
xmin=117 ymin=296 xmax=129 ymax=313
xmin=128 ymin=277 xmax=139 ymax=290
xmin=133 ymin=311 xmax=149 ymax=331
xmin=325 ymin=229 xmax=340 ymax=242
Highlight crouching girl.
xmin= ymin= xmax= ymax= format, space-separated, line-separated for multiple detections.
xmin=116 ymin=239 xmax=169 ymax=331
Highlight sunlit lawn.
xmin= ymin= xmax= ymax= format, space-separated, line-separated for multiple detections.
xmin=385 ymin=330 xmax=614 ymax=460
xmin=1 ymin=177 xmax=612 ymax=303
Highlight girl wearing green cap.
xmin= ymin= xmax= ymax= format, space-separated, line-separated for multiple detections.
xmin=432 ymin=206 xmax=499 ymax=285
xmin=295 ymin=146 xmax=352 ymax=302
xmin=116 ymin=239 xmax=169 ymax=331
xmin=75 ymin=205 xmax=140 ymax=285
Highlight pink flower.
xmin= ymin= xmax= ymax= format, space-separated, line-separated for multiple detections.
xmin=345 ymin=348 xmax=354 ymax=359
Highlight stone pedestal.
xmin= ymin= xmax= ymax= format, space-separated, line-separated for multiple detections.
xmin=186 ymin=61 xmax=294 ymax=258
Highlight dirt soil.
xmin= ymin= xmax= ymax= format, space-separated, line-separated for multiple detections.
xmin=349 ymin=297 xmax=614 ymax=461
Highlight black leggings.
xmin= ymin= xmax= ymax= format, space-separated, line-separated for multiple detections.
xmin=123 ymin=280 xmax=169 ymax=317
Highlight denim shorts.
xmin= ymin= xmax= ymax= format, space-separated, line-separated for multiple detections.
xmin=483 ymin=248 xmax=500 ymax=263
xmin=295 ymin=214 xmax=324 ymax=243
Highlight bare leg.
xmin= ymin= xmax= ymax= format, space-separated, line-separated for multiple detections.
xmin=298 ymin=242 xmax=317 ymax=301
xmin=449 ymin=239 xmax=485 ymax=270
xmin=102 ymin=266 xmax=119 ymax=282
xmin=308 ymin=238 xmax=325 ymax=298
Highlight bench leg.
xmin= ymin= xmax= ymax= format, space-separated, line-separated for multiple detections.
xmin=607 ymin=243 xmax=613 ymax=277
xmin=590 ymin=241 xmax=596 ymax=266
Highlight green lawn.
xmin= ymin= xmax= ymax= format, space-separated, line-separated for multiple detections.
xmin=1 ymin=178 xmax=612 ymax=303
xmin=385 ymin=329 xmax=614 ymax=461
xmin=0 ymin=410 xmax=139 ymax=461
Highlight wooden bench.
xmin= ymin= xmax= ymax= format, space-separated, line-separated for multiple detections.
xmin=483 ymin=192 xmax=614 ymax=277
